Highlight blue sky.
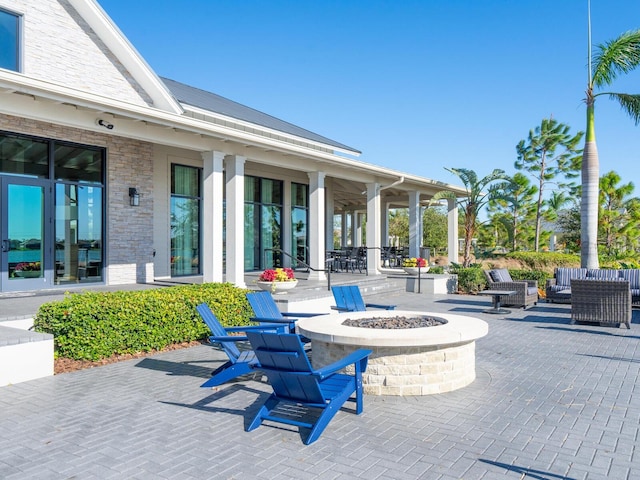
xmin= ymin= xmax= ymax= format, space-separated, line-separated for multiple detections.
xmin=100 ymin=0 xmax=640 ymax=194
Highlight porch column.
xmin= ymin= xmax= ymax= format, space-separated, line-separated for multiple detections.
xmin=381 ymin=201 xmax=390 ymax=248
xmin=366 ymin=182 xmax=381 ymax=275
xmin=308 ymin=171 xmax=327 ymax=281
xmin=325 ymin=180 xmax=335 ymax=250
xmin=408 ymin=190 xmax=422 ymax=258
xmin=282 ymin=180 xmax=292 ymax=267
xmin=447 ymin=197 xmax=459 ymax=265
xmin=201 ymin=150 xmax=225 ymax=283
xmin=355 ymin=211 xmax=364 ymax=247
xmin=225 ymin=155 xmax=246 ymax=287
xmin=341 ymin=212 xmax=348 ymax=247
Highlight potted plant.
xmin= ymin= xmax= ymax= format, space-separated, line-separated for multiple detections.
xmin=14 ymin=261 xmax=42 ymax=278
xmin=256 ymin=267 xmax=298 ymax=293
xmin=402 ymin=257 xmax=429 ymax=276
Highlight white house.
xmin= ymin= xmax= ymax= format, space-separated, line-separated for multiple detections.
xmin=0 ymin=0 xmax=464 ymax=294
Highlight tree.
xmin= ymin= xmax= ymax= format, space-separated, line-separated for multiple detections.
xmin=488 ymin=173 xmax=537 ymax=251
xmin=431 ymin=168 xmax=509 ymax=267
xmin=422 ymin=205 xmax=448 ymax=257
xmin=515 ymin=118 xmax=583 ymax=252
xmin=388 ymin=209 xmax=409 ymax=246
xmin=581 ymin=11 xmax=640 ymax=268
xmin=599 ymin=171 xmax=635 ymax=254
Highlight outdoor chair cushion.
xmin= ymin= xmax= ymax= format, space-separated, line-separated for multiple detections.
xmin=555 ymin=268 xmax=587 ymax=287
xmin=586 ymin=269 xmax=621 ymax=280
xmin=489 ymin=268 xmax=512 ymax=283
xmin=619 ymin=270 xmax=640 ymax=289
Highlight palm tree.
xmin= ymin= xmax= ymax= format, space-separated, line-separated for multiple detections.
xmin=581 ymin=5 xmax=640 ymax=268
xmin=432 ymin=168 xmax=508 ymax=267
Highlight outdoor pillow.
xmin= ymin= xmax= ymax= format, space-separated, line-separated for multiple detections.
xmin=555 ymin=268 xmax=587 ymax=287
xmin=490 ymin=268 xmax=513 ymax=283
xmin=586 ymin=269 xmax=620 ymax=280
xmin=620 ymin=270 xmax=640 ymax=289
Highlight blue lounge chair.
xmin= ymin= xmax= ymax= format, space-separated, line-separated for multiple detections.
xmin=196 ymin=303 xmax=286 ymax=388
xmin=245 ymin=331 xmax=372 ymax=445
xmin=331 ymin=285 xmax=396 ymax=312
xmin=246 ymin=290 xmax=325 ymax=333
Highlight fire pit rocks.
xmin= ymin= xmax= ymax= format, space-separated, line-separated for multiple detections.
xmin=297 ymin=310 xmax=488 ymax=396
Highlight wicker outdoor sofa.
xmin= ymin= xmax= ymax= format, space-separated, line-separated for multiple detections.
xmin=570 ymin=279 xmax=632 ymax=329
xmin=546 ymin=267 xmax=640 ymax=306
xmin=483 ymin=268 xmax=538 ymax=309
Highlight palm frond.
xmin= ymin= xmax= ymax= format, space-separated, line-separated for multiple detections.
xmin=593 ymin=30 xmax=640 ymax=88
xmin=607 ymin=93 xmax=640 ymax=125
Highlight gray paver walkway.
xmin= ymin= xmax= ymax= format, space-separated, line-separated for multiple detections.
xmin=1 ymin=292 xmax=639 ymax=479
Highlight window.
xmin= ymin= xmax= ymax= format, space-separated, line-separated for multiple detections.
xmin=244 ymin=176 xmax=283 ymax=270
xmin=171 ymin=164 xmax=201 ymax=276
xmin=0 ymin=8 xmax=20 ymax=72
xmin=291 ymin=183 xmax=309 ymax=265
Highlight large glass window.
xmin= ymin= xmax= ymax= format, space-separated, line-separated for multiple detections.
xmin=0 ymin=133 xmax=48 ymax=178
xmin=55 ymin=184 xmax=103 ymax=284
xmin=171 ymin=164 xmax=201 ymax=276
xmin=291 ymin=183 xmax=309 ymax=265
xmin=0 ymin=8 xmax=20 ymax=72
xmin=244 ymin=176 xmax=283 ymax=270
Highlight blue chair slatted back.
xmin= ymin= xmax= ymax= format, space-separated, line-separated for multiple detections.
xmin=196 ymin=303 xmax=241 ymax=360
xmin=246 ymin=291 xmax=285 ymax=320
xmin=246 ymin=331 xmax=325 ymax=405
xmin=331 ymin=285 xmax=366 ymax=312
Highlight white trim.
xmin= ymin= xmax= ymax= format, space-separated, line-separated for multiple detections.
xmin=66 ymin=0 xmax=182 ymax=114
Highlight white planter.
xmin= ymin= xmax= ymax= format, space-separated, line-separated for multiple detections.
xmin=403 ymin=266 xmax=429 ymax=276
xmin=256 ymin=280 xmax=298 ymax=293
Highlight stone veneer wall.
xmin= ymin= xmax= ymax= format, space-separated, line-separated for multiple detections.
xmin=4 ymin=0 xmax=153 ymax=107
xmin=0 ymin=114 xmax=154 ymax=285
xmin=312 ymin=340 xmax=477 ymax=396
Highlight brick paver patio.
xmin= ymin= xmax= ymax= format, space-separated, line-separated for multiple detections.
xmin=1 ymin=292 xmax=639 ymax=479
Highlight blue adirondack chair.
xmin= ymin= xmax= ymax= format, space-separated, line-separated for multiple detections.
xmin=246 ymin=291 xmax=325 ymax=333
xmin=245 ymin=331 xmax=372 ymax=445
xmin=331 ymin=285 xmax=396 ymax=312
xmin=196 ymin=303 xmax=286 ymax=388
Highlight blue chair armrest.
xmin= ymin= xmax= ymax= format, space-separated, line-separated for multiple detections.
xmin=281 ymin=312 xmax=328 ymax=317
xmin=225 ymin=324 xmax=286 ymax=333
xmin=249 ymin=317 xmax=294 ymax=324
xmin=314 ymin=349 xmax=372 ymax=380
xmin=365 ymin=303 xmax=396 ymax=310
xmin=209 ymin=334 xmax=248 ymax=342
xmin=331 ymin=306 xmax=354 ymax=312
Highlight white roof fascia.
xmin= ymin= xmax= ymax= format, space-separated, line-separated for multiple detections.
xmin=182 ymin=104 xmax=360 ymax=157
xmin=66 ymin=0 xmax=182 ymax=115
xmin=0 ymin=74 xmax=466 ymax=197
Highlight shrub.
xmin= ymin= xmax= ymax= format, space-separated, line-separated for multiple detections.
xmin=450 ymin=264 xmax=486 ymax=293
xmin=33 ymin=283 xmax=251 ymax=361
xmin=505 ymin=252 xmax=580 ymax=271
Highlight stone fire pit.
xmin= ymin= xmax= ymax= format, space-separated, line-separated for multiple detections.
xmin=297 ymin=311 xmax=488 ymax=396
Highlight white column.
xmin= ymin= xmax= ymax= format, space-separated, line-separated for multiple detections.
xmin=366 ymin=182 xmax=381 ymax=275
xmin=447 ymin=197 xmax=459 ymax=265
xmin=340 ymin=212 xmax=348 ymax=247
xmin=201 ymin=151 xmax=225 ymax=283
xmin=408 ymin=191 xmax=422 ymax=258
xmin=325 ymin=180 xmax=335 ymax=250
xmin=355 ymin=212 xmax=364 ymax=247
xmin=381 ymin=202 xmax=390 ymax=248
xmin=225 ymin=155 xmax=246 ymax=287
xmin=308 ymin=171 xmax=327 ymax=281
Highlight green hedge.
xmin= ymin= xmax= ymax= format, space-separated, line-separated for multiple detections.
xmin=505 ymin=251 xmax=580 ymax=271
xmin=33 ymin=283 xmax=252 ymax=361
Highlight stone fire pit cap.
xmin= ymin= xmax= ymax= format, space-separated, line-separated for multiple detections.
xmin=297 ymin=310 xmax=488 ymax=347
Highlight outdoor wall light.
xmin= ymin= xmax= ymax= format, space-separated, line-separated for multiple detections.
xmin=96 ymin=118 xmax=114 ymax=130
xmin=129 ymin=187 xmax=140 ymax=207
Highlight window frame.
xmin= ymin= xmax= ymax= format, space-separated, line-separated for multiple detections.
xmin=0 ymin=6 xmax=23 ymax=73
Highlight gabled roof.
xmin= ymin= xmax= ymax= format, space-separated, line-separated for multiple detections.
xmin=161 ymin=77 xmax=360 ymax=155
